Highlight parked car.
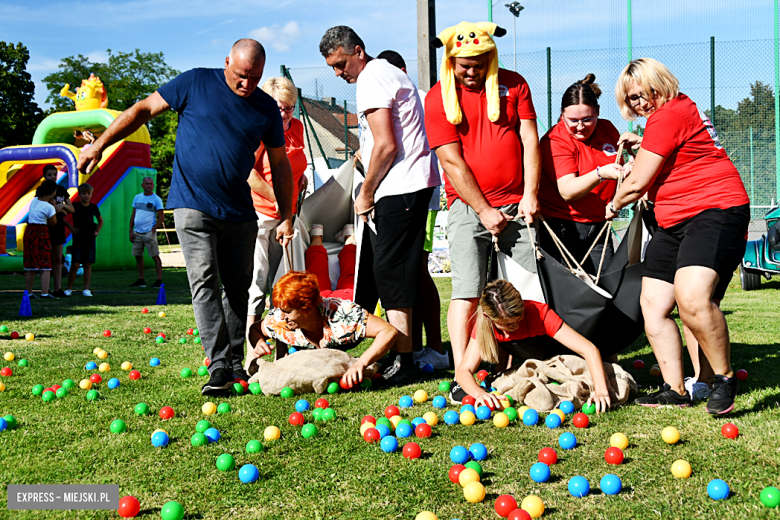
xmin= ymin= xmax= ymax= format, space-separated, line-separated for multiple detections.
xmin=741 ymin=206 xmax=780 ymax=290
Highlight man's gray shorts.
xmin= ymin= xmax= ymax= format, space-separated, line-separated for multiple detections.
xmin=447 ymin=199 xmax=537 ymax=300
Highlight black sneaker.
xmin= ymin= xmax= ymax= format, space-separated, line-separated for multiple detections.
xmin=634 ymin=383 xmax=691 ymax=408
xmin=706 ymin=374 xmax=738 ymax=415
xmin=376 ymin=362 xmax=421 ymax=388
xmin=233 ymin=368 xmax=250 ymax=382
xmin=201 ymin=368 xmax=234 ymax=396
xmin=153 ymin=279 xmax=163 ymax=288
xmin=129 ymin=279 xmax=146 ymax=287
xmin=449 ymin=381 xmax=467 ymax=405
xmin=52 ymin=289 xmax=67 ymax=298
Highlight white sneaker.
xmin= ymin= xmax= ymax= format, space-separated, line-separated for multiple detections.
xmin=684 ymin=377 xmax=712 ymax=401
xmin=82 ymin=289 xmax=93 ymax=297
xmin=310 ymin=224 xmax=324 ymax=237
xmin=413 ymin=347 xmax=450 ymax=369
xmin=63 ymin=289 xmax=72 ymax=296
xmin=335 ymin=224 xmax=354 ymax=244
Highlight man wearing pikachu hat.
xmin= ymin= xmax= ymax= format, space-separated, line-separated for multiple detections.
xmin=425 ymin=21 xmax=542 ymax=372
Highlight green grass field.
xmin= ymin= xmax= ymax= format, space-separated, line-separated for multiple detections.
xmin=0 ymin=269 xmax=778 ymax=519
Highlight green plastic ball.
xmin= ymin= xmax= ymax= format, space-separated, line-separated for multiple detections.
xmin=375 ymin=417 xmax=392 ymax=429
xmin=155 ymin=336 xmax=165 ymax=344
xmin=2 ymin=414 xmax=17 ymax=429
xmin=217 ymin=403 xmax=231 ymax=414
xmin=246 ymin=440 xmax=264 ymax=454
xmin=17 ymin=359 xmax=28 ymax=367
xmin=42 ymin=390 xmax=55 ymax=402
xmin=31 ymin=384 xmax=44 ymax=396
xmin=190 ymin=432 xmax=208 ymax=447
xmin=280 ymin=386 xmax=294 ymax=398
xmin=248 ymin=382 xmax=262 ymax=395
xmin=398 ymin=419 xmax=412 ymax=428
xmin=110 ymin=419 xmax=127 ymax=434
xmin=193 ymin=328 xmax=199 ymax=337
xmin=191 ymin=421 xmax=210 ymax=435
xmin=216 ymin=453 xmax=235 ymax=472
xmin=504 ymin=407 xmax=518 ymax=422
xmin=160 ymin=500 xmax=184 ymax=520
xmin=505 ymin=395 xmax=515 ymax=406
xmin=761 ymin=486 xmax=780 ymax=508
xmin=178 ymin=338 xmax=187 ymax=344
xmin=193 ymin=338 xmax=201 ymax=344
xmin=180 ymin=368 xmax=193 ymax=378
xmin=465 ymin=460 xmax=484 ymax=477
xmin=322 ymin=408 xmax=336 ymax=421
xmin=360 ymin=379 xmax=372 ymax=390
xmin=135 ymin=403 xmax=150 ymax=415
xmin=301 ymin=423 xmax=318 ymax=438
xmin=62 ymin=379 xmax=75 ymax=390
xmin=550 ymin=381 xmax=560 ymax=386
xmin=86 ymin=389 xmax=99 ymax=401
xmin=327 ymin=381 xmax=339 ymax=394
xmin=439 ymin=381 xmax=451 ymax=392
xmin=198 ymin=365 xmax=209 ymax=377
xmin=232 ymin=383 xmax=244 ymax=395
xmin=313 ymin=408 xmax=324 ymax=421
xmin=582 ymin=402 xmax=597 ymax=415
xmin=55 ymin=387 xmax=69 ymax=398
xmin=0 ymin=325 xmax=8 ymax=333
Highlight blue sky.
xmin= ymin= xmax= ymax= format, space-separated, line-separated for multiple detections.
xmin=0 ymin=0 xmax=773 ymax=118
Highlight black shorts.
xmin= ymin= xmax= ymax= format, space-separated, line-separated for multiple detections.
xmin=49 ymin=218 xmax=66 ymax=246
xmin=366 ymin=187 xmax=433 ymax=309
xmin=643 ymin=204 xmax=749 ymax=300
xmin=71 ymin=238 xmax=96 ymax=265
xmin=539 ymin=217 xmax=614 ymax=276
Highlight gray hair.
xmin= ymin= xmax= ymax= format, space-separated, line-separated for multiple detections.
xmin=319 ymin=26 xmax=365 ymax=58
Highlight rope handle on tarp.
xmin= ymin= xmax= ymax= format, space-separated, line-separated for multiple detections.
xmin=282 ymin=230 xmax=297 ymax=272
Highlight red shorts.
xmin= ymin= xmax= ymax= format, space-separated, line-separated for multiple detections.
xmin=23 ymin=224 xmax=53 ymax=270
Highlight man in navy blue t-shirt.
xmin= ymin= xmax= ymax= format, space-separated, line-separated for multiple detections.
xmin=78 ymin=39 xmax=294 ymax=396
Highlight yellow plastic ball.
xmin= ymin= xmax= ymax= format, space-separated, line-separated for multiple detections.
xmin=0 ymin=382 xmax=5 ymax=392
xmin=389 ymin=415 xmax=403 ymax=429
xmin=201 ymin=402 xmax=217 ymax=415
xmin=498 ymin=397 xmax=511 ymax=410
xmin=93 ymin=347 xmax=102 ymax=355
xmin=671 ymin=459 xmax=692 ymax=479
xmin=415 ymin=512 xmax=439 ymax=520
xmin=518 ymin=405 xmax=530 ymax=415
xmin=650 ymin=364 xmax=662 ymax=377
xmin=413 ymin=389 xmax=428 ymax=403
xmin=521 ymin=495 xmax=545 ymax=519
xmin=4 ymin=352 xmax=14 ymax=361
xmin=459 ymin=410 xmax=476 ymax=426
xmin=458 ymin=468 xmax=480 ymax=487
xmin=151 ymin=429 xmax=167 ymax=439
xmin=264 ymin=425 xmax=281 ymax=441
xmin=360 ymin=422 xmax=376 ymax=436
xmin=463 ymin=481 xmax=486 ymax=503
xmin=25 ymin=333 xmax=34 ymax=341
xmin=493 ymin=412 xmax=509 ymax=428
xmin=662 ymin=426 xmax=680 ymax=444
xmin=423 ymin=411 xmax=438 ymax=426
xmin=121 ymin=361 xmax=132 ymax=371
xmin=610 ymin=432 xmax=629 ymax=450
xmin=158 ymin=311 xmax=166 ymax=318
xmin=97 ymin=350 xmax=108 ymax=360
xmin=551 ymin=409 xmax=566 ymax=422
xmin=79 ymin=379 xmax=92 ymax=390
xmin=98 ymin=362 xmax=110 ymax=372
xmin=490 ymin=390 xmax=502 ymax=395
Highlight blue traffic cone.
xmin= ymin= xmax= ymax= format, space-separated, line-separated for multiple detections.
xmin=156 ymin=283 xmax=167 ymax=305
xmin=19 ymin=290 xmax=32 ymax=317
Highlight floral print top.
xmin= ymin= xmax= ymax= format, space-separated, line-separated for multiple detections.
xmin=263 ymin=297 xmax=368 ymax=349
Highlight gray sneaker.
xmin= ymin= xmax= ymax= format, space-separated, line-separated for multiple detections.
xmin=684 ymin=377 xmax=712 ymax=401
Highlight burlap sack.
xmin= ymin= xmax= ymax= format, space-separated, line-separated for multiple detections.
xmin=246 ymin=349 xmax=378 ymax=395
xmin=491 ymin=355 xmax=637 ymax=412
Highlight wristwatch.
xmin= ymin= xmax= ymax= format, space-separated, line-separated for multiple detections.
xmin=608 ymin=201 xmax=617 ymax=214
xmin=596 ymin=166 xmax=604 ymax=183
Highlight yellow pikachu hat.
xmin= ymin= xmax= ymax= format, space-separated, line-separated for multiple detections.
xmin=433 ymin=21 xmax=506 ymax=125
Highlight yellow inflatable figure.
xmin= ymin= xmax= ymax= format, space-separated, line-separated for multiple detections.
xmin=60 ymin=73 xmax=108 ymax=111
xmin=433 ymin=22 xmax=506 ymax=125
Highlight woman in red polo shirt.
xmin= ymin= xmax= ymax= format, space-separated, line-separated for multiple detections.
xmin=453 ymin=279 xmax=612 ymax=413
xmin=539 ymin=74 xmax=624 ymax=274
xmin=608 ymin=58 xmax=749 ymax=415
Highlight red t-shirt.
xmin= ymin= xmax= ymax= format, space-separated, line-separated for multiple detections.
xmin=470 ymin=300 xmax=563 ymax=342
xmin=252 ymin=118 xmax=307 ymax=219
xmin=640 ymin=94 xmax=749 ymax=228
xmin=425 ymin=69 xmax=537 ymax=209
xmin=539 ymin=118 xmax=620 ymax=222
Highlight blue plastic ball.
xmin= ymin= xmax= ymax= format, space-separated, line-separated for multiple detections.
xmin=479 ymin=381 xmax=486 ymax=387
xmin=545 ymin=414 xmax=562 ymax=429
xmin=107 ymin=378 xmax=120 ymax=389
xmin=444 ymin=411 xmax=460 ymax=425
xmin=149 ymin=357 xmax=161 ymax=367
xmin=460 ymin=404 xmax=476 ymax=415
xmin=399 ymin=395 xmax=414 ymax=408
xmin=707 ymin=479 xmax=730 ymax=500
xmin=421 ymin=363 xmax=434 ymax=373
xmin=568 ymin=476 xmax=590 ymax=497
xmin=204 ymin=427 xmax=221 ymax=443
xmin=559 ymin=400 xmax=574 ymax=414
xmin=411 ymin=417 xmax=426 ymax=428
xmin=530 ymin=462 xmax=551 ymax=483
xmin=288 ymin=347 xmax=297 ymax=354
xmin=85 ymin=361 xmax=98 ymax=370
xmin=151 ymin=431 xmax=169 ymax=448
xmin=600 ymin=474 xmax=622 ymax=495
xmin=0 ymin=418 xmax=7 ymax=432
xmin=432 ymin=395 xmax=447 ymax=409
xmin=469 ymin=443 xmax=488 ymax=461
xmin=559 ymin=432 xmax=577 ymax=450
xmin=239 ymin=464 xmax=260 ymax=483
xmin=522 ymin=409 xmax=539 ymax=426
xmin=396 ymin=423 xmax=413 ymax=438
xmin=450 ymin=445 xmax=470 ymax=464
xmin=375 ymin=424 xmax=391 ymax=439
xmin=295 ymin=399 xmax=310 ymax=412
xmin=380 ymin=436 xmax=398 ymax=453
xmin=476 ymin=405 xmax=492 ymax=421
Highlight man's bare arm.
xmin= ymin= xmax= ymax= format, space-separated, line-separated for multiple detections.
xmin=265 ymin=145 xmax=294 ymax=245
xmin=355 ymin=108 xmax=397 ymax=221
xmin=517 ymin=118 xmax=541 ymax=223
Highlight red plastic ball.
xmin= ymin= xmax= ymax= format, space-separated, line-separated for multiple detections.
xmin=572 ymin=412 xmax=589 ymax=428
xmin=289 ymin=411 xmax=305 ymax=426
xmin=402 ymin=442 xmax=422 ymax=459
xmin=484 ymin=399 xmax=496 ymax=411
xmin=103 ymin=330 xmax=112 ymax=337
xmin=52 ymin=384 xmax=62 ymax=392
xmin=157 ymin=333 xmax=166 ymax=339
xmin=361 ymin=415 xmax=377 ymax=426
xmin=0 ymin=367 xmax=12 ymax=377
xmin=339 ymin=378 xmax=353 ymax=390
xmin=10 ymin=331 xmax=20 ymax=339
xmin=363 ymin=428 xmax=381 ymax=443
xmin=633 ymin=359 xmax=645 ymax=369
xmin=721 ymin=423 xmax=739 ymax=439
xmin=187 ymin=328 xmax=194 ymax=335
xmin=384 ymin=405 xmax=400 ymax=418
xmin=90 ymin=374 xmax=102 ymax=384
xmin=315 ymin=398 xmax=330 ymax=409
xmin=414 ymin=423 xmax=432 ymax=439
xmin=141 ymin=308 xmax=149 ymax=314
xmin=128 ymin=370 xmax=141 ymax=380
xmin=117 ymin=495 xmax=141 ymax=518
xmin=448 ymin=464 xmax=466 ymax=484
xmin=508 ymin=509 xmax=532 ymax=520
xmin=476 ymin=369 xmax=489 ymax=382
xmin=204 ymin=358 xmax=210 ymax=367
xmin=143 ymin=327 xmax=152 ymax=334
xmin=605 ymin=446 xmax=624 ymax=465
xmin=462 ymin=395 xmax=476 ymax=406
xmin=43 ymin=387 xmax=53 ymax=394
xmin=235 ymin=378 xmax=249 ymax=392
xmin=736 ymin=369 xmax=748 ymax=381
xmin=494 ymin=494 xmax=519 ymax=518
xmin=372 ymin=372 xmax=383 ymax=380
xmin=538 ymin=447 xmax=558 ymax=465
xmin=159 ymin=406 xmax=175 ymax=420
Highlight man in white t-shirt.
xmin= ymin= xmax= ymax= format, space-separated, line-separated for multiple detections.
xmin=320 ymin=26 xmax=441 ymax=386
xmin=129 ymin=177 xmax=165 ymax=288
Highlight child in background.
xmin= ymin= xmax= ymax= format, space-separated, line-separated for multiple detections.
xmin=65 ymin=183 xmax=102 ymax=297
xmin=24 ymin=180 xmax=59 ymax=298
xmin=43 ymin=165 xmax=75 ymax=297
xmin=63 ymin=246 xmax=84 ymax=277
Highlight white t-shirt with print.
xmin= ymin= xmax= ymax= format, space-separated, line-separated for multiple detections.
xmin=28 ymin=198 xmax=56 ymax=225
xmin=356 ymin=59 xmax=440 ymax=202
